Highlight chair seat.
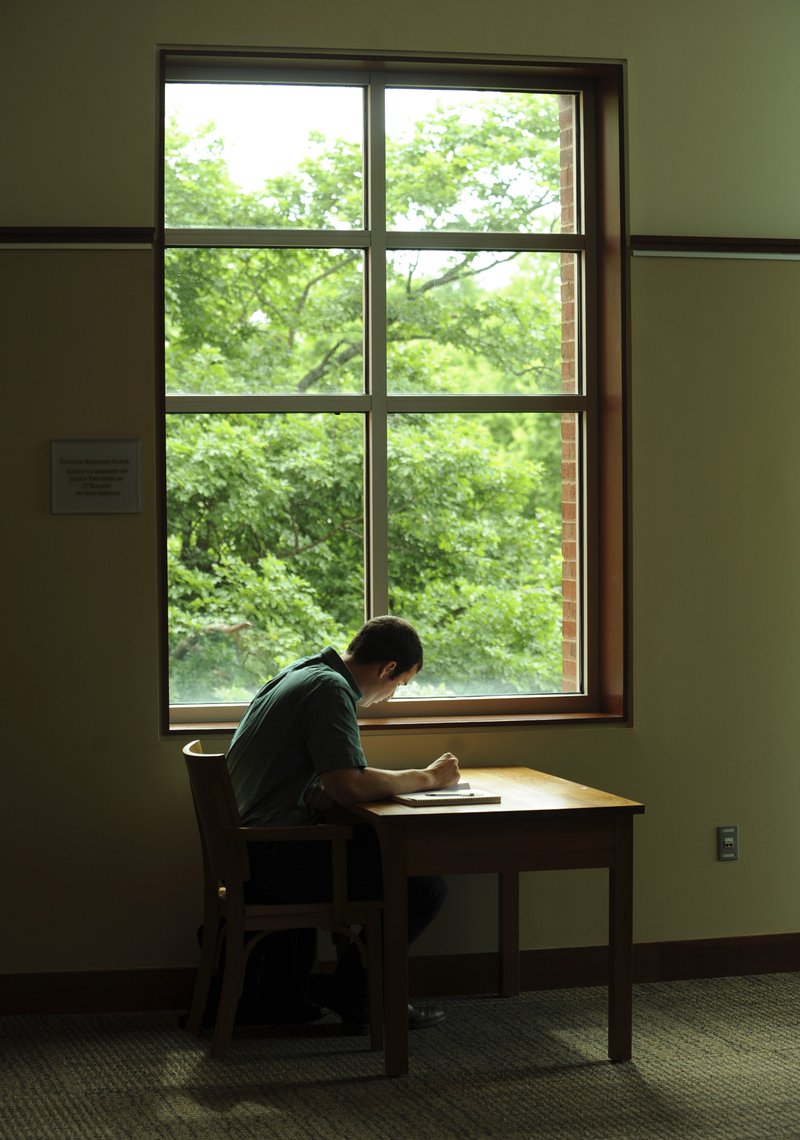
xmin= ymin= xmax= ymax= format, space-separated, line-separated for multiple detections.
xmin=228 ymin=898 xmax=381 ymax=918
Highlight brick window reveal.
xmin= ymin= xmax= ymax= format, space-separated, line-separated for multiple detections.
xmin=559 ymin=94 xmax=579 ymax=692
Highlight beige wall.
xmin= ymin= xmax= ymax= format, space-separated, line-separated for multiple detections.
xmin=3 ymin=0 xmax=799 ymax=974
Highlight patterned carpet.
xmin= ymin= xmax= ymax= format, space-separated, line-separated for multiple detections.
xmin=3 ymin=973 xmax=800 ymax=1139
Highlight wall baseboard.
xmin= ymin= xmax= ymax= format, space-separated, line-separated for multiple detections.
xmin=0 ymin=968 xmax=196 ymax=1015
xmin=412 ymin=932 xmax=800 ymax=996
xmin=2 ymin=934 xmax=798 ymax=1015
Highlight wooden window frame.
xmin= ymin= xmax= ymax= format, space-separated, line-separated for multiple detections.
xmin=158 ymin=49 xmax=628 ymax=733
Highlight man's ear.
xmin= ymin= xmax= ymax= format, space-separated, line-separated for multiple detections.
xmin=379 ymin=660 xmax=398 ymax=680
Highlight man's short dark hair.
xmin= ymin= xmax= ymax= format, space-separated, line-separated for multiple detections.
xmin=347 ymin=616 xmax=423 ymax=678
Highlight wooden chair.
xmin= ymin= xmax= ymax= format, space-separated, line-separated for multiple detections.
xmin=182 ymin=739 xmax=383 ymax=1058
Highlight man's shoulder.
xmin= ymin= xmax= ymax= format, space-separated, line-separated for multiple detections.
xmin=287 ymin=647 xmax=354 ymax=689
xmin=229 ymin=648 xmax=352 ymax=755
xmin=236 ymin=647 xmax=358 ymax=731
xmin=253 ymin=646 xmax=336 ymax=687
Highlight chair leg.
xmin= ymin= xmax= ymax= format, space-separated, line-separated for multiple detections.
xmin=211 ymin=928 xmax=245 ymax=1059
xmin=366 ymin=914 xmax=384 ymax=1052
xmin=186 ymin=919 xmax=220 ymax=1035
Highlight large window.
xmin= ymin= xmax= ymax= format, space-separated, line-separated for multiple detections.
xmin=161 ymin=52 xmax=626 ymax=726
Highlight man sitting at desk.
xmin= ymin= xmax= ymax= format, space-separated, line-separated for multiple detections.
xmin=226 ymin=614 xmax=461 ymax=1029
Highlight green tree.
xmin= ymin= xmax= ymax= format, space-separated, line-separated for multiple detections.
xmin=164 ymin=91 xmax=567 ymax=702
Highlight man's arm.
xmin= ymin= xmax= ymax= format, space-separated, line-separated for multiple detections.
xmin=319 ymin=752 xmax=460 ymax=806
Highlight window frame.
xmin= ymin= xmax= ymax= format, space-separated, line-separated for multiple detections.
xmin=158 ymin=49 xmax=628 ymax=733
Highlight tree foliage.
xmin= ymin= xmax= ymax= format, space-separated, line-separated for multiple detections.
xmin=165 ymin=90 xmax=568 ymax=702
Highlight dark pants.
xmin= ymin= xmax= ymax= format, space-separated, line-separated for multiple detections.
xmin=244 ymin=824 xmax=447 ymax=1007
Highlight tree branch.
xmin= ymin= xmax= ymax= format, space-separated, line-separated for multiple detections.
xmin=410 ymin=251 xmax=520 ymax=298
xmin=296 ymin=338 xmax=363 ymax=392
xmin=277 ymin=512 xmax=362 ymax=559
xmin=295 ymin=251 xmax=360 ymax=315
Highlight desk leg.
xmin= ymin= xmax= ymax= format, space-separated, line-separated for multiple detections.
xmin=499 ymin=871 xmax=520 ymax=996
xmin=608 ymin=815 xmax=634 ymax=1061
xmin=379 ymin=835 xmax=409 ymax=1077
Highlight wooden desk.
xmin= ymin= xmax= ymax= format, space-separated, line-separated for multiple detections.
xmin=346 ymin=766 xmax=644 ymax=1076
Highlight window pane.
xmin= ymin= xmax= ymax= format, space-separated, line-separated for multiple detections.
xmin=386 ymin=251 xmax=575 ymax=394
xmin=386 ymin=412 xmax=579 ymax=697
xmin=166 ymin=413 xmax=364 ymax=704
xmin=165 ymin=83 xmax=364 ymax=230
xmin=165 ymin=248 xmax=364 ymax=395
xmin=385 ymin=90 xmax=570 ymax=234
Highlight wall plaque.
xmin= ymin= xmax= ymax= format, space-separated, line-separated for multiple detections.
xmin=51 ymin=439 xmax=141 ymax=514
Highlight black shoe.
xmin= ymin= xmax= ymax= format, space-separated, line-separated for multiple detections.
xmin=306 ymin=975 xmax=369 ymax=1029
xmin=407 ymin=1002 xmax=446 ymax=1030
xmin=306 ymin=977 xmax=446 ymax=1031
xmin=338 ymin=1003 xmax=446 ymax=1031
xmin=181 ymin=993 xmax=324 ymax=1030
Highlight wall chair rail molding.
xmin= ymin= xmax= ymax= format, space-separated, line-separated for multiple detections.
xmin=631 ymin=234 xmax=800 ymax=261
xmin=0 ymin=227 xmax=155 ymax=250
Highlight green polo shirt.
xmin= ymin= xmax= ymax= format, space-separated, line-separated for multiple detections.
xmin=226 ymin=646 xmax=366 ymax=826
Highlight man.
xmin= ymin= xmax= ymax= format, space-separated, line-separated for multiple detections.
xmin=226 ymin=615 xmax=460 ymax=1028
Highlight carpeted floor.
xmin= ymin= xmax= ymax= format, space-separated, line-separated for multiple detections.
xmin=3 ymin=973 xmax=800 ymax=1138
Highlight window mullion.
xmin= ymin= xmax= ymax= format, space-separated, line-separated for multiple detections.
xmin=366 ymin=75 xmax=389 ymax=616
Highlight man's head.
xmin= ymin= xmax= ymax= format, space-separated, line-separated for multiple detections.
xmin=346 ymin=615 xmax=423 ymax=676
xmin=343 ymin=616 xmax=423 ymax=707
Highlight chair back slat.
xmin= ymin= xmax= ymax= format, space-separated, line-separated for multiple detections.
xmin=183 ymin=741 xmax=250 ymax=885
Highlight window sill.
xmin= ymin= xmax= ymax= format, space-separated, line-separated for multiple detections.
xmin=167 ymin=710 xmax=626 ymax=736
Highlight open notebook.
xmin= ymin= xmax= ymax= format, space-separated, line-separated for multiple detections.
xmin=393 ymin=782 xmax=501 ymax=807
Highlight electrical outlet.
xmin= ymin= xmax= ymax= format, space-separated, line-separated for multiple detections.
xmin=717 ymin=825 xmax=740 ymax=861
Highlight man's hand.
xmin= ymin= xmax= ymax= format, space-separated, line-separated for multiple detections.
xmin=424 ymin=752 xmax=461 ymax=789
xmin=319 ymin=752 xmax=462 ymax=806
xmin=305 ymin=776 xmax=335 ymax=814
